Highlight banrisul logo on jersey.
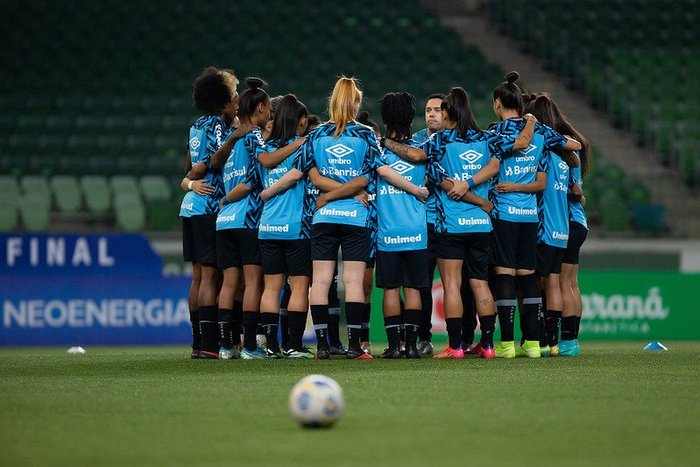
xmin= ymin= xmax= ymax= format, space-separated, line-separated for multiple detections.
xmin=325 ymin=143 xmax=354 ymax=165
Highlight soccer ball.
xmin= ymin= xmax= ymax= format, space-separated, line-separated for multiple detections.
xmin=288 ymin=374 xmax=344 ymax=428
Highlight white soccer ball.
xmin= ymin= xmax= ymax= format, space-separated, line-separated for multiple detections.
xmin=288 ymin=374 xmax=344 ymax=428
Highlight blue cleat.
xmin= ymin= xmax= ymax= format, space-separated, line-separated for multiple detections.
xmin=559 ymin=339 xmax=581 ymax=357
xmin=241 ymin=347 xmax=267 ymax=360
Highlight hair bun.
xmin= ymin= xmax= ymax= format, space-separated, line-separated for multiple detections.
xmin=245 ymin=77 xmax=266 ymax=89
xmin=505 ymin=71 xmax=519 ymax=84
xmin=357 ymin=111 xmax=370 ymax=123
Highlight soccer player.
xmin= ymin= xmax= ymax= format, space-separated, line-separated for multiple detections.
xmin=481 ymin=72 xmax=581 ymax=359
xmin=373 ymin=92 xmax=430 ymax=358
xmin=425 ymin=86 xmax=532 ymax=359
xmin=216 ymin=78 xmax=304 ymax=359
xmin=412 ymin=93 xmax=444 ymax=356
xmin=256 ymin=94 xmax=314 ymax=358
xmin=179 ymin=66 xmax=238 ymax=359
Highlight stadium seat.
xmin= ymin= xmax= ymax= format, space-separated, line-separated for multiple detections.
xmin=140 ymin=175 xmax=171 ymax=202
xmin=50 ymin=175 xmax=82 ymax=212
xmin=19 ymin=175 xmax=51 ymax=206
xmin=18 ymin=193 xmax=50 ymax=231
xmin=114 ymin=192 xmax=145 ymax=232
xmin=80 ymin=175 xmax=111 ymax=214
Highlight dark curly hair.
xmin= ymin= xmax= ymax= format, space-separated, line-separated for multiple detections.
xmin=192 ymin=66 xmax=235 ymax=116
xmin=380 ymin=92 xmax=416 ymax=141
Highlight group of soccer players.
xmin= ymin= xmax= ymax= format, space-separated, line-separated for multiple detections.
xmin=180 ymin=66 xmax=589 ymax=360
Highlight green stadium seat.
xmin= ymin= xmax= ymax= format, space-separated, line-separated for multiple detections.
xmin=114 ymin=192 xmax=145 ymax=232
xmin=19 ymin=175 xmax=51 ymax=206
xmin=110 ymin=175 xmax=140 ymax=197
xmin=18 ymin=193 xmax=50 ymax=231
xmin=631 ymin=203 xmax=667 ymax=233
xmin=80 ymin=175 xmax=111 ymax=214
xmin=140 ymin=175 xmax=171 ymax=202
xmin=50 ymin=175 xmax=82 ymax=212
xmin=0 ymin=200 xmax=18 ymax=231
xmin=0 ymin=176 xmax=21 ymax=208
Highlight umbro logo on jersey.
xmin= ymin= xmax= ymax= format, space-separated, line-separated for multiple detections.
xmin=558 ymin=161 xmax=569 ymax=171
xmin=389 ymin=160 xmax=413 ymax=175
xmin=521 ymin=144 xmax=538 ymax=155
xmin=326 ymin=144 xmax=354 ymax=158
xmin=189 ymin=137 xmax=201 ymax=150
xmin=458 ymin=150 xmax=483 ymax=164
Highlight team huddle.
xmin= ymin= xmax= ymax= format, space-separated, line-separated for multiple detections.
xmin=180 ymin=67 xmax=590 ymax=360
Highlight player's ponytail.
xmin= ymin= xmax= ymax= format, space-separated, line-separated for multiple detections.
xmin=269 ymin=94 xmax=308 ymax=145
xmin=238 ymin=77 xmax=269 ymax=122
xmin=442 ymin=87 xmax=480 ymax=137
xmin=329 ymin=76 xmax=363 ymax=137
xmin=493 ymin=71 xmax=524 ymax=115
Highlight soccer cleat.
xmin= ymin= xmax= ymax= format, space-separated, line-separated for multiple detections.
xmin=433 ymin=346 xmax=465 ymax=359
xmin=463 ymin=342 xmax=482 ymax=355
xmin=404 ymin=346 xmax=421 ymax=359
xmin=360 ymin=341 xmax=372 ymax=355
xmin=315 ymin=348 xmax=331 ymax=360
xmin=219 ymin=347 xmax=241 ymax=360
xmin=558 ymin=339 xmax=580 ymax=357
xmin=199 ymin=350 xmax=219 ymax=359
xmin=380 ymin=347 xmax=402 ymax=359
xmin=347 ymin=347 xmax=373 ymax=359
xmin=417 ymin=340 xmax=434 ymax=356
xmin=329 ymin=343 xmax=348 ymax=356
xmin=540 ymin=345 xmax=551 ymax=357
xmin=256 ymin=334 xmax=267 ymax=348
xmin=521 ymin=340 xmax=541 ymax=358
xmin=549 ymin=344 xmax=559 ymax=357
xmin=284 ymin=347 xmax=316 ymax=359
xmin=478 ymin=346 xmax=496 ymax=359
xmin=190 ymin=349 xmax=202 ymax=359
xmin=264 ymin=349 xmax=283 ymax=359
xmin=241 ymin=347 xmax=267 ymax=360
xmin=494 ymin=341 xmax=516 ymax=359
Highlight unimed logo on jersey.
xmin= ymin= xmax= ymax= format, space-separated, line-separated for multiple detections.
xmin=326 ymin=144 xmax=354 ymax=158
xmin=458 ymin=149 xmax=482 ymax=164
xmin=389 ymin=160 xmax=413 ymax=175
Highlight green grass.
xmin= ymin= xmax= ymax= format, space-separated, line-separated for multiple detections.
xmin=1 ymin=342 xmax=699 ymax=466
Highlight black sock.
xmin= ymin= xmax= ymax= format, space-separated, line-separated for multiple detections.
xmin=493 ymin=274 xmax=516 ymax=342
xmin=461 ymin=285 xmax=476 ymax=347
xmin=574 ymin=316 xmax=582 ymax=339
xmin=218 ymin=308 xmax=233 ymax=349
xmin=445 ymin=317 xmax=462 ymax=349
xmin=328 ymin=305 xmax=341 ymax=347
xmin=279 ymin=309 xmax=289 ymax=350
xmin=538 ymin=291 xmax=548 ymax=346
xmin=403 ymin=309 xmax=421 ymax=349
xmin=384 ymin=315 xmax=402 ymax=350
xmin=545 ymin=310 xmax=562 ymax=346
xmin=345 ymin=302 xmax=365 ymax=351
xmin=232 ymin=301 xmax=243 ymax=346
xmin=198 ymin=305 xmax=218 ymax=353
xmin=517 ymin=274 xmax=542 ymax=342
xmin=287 ymin=310 xmax=308 ymax=351
xmin=418 ymin=287 xmax=433 ymax=341
xmin=242 ymin=311 xmax=260 ymax=351
xmin=479 ymin=314 xmax=496 ymax=348
xmin=261 ymin=312 xmax=280 ymax=353
xmin=561 ymin=316 xmax=577 ymax=341
xmin=189 ymin=309 xmax=201 ymax=350
xmin=310 ymin=304 xmax=329 ymax=350
xmin=361 ymin=303 xmax=371 ymax=342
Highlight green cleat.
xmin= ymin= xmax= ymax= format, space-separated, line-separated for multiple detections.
xmin=494 ymin=341 xmax=516 ymax=358
xmin=521 ymin=340 xmax=541 ymax=358
xmin=559 ymin=339 xmax=580 ymax=356
xmin=540 ymin=345 xmax=551 ymax=357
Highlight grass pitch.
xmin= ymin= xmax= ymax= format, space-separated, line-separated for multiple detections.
xmin=1 ymin=342 xmax=698 ymax=466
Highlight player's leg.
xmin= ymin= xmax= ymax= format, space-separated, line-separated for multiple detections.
xmin=402 ymin=249 xmax=429 ymax=359
xmin=285 ymin=239 xmax=313 ymax=359
xmin=376 ymin=250 xmax=402 ymax=358
xmin=435 ymin=256 xmax=465 ymax=359
xmin=327 ymin=264 xmax=345 ymax=354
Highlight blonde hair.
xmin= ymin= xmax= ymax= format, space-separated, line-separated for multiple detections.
xmin=328 ymin=77 xmax=362 ymax=137
xmin=221 ymin=70 xmax=240 ymax=95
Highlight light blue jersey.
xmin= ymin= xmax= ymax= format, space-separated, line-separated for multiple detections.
xmin=426 ymin=129 xmax=494 ymax=234
xmin=295 ymin=122 xmax=379 ymax=228
xmin=538 ymin=150 xmax=571 ymax=248
xmin=216 ymin=128 xmax=265 ymax=230
xmin=374 ymin=138 xmax=427 ymax=252
xmin=257 ymin=136 xmax=311 ymax=240
xmin=180 ymin=115 xmax=226 ymax=217
xmin=412 ymin=128 xmax=437 ymax=225
xmin=568 ymin=152 xmax=588 ymax=229
xmin=489 ymin=119 xmax=568 ymax=223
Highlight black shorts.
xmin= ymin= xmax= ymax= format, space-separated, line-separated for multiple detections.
xmin=491 ymin=218 xmax=538 ymax=270
xmin=182 ymin=214 xmax=217 ymax=266
xmin=435 ymin=232 xmax=491 ymax=280
xmin=259 ymin=239 xmax=312 ymax=276
xmin=375 ymin=249 xmax=430 ymax=289
xmin=536 ymin=243 xmax=566 ymax=277
xmin=311 ymin=223 xmax=371 ymax=262
xmin=563 ymin=221 xmax=588 ymax=265
xmin=216 ymin=228 xmax=261 ymax=269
